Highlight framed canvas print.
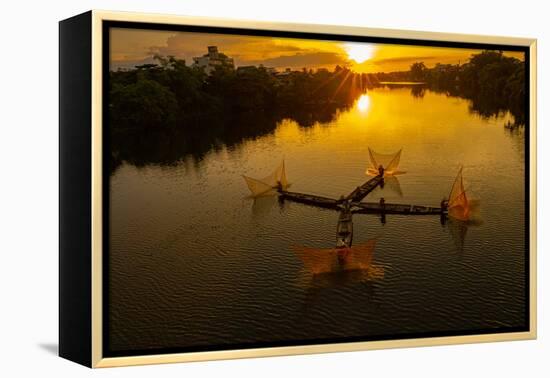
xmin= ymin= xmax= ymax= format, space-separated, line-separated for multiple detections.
xmin=59 ymin=10 xmax=537 ymax=368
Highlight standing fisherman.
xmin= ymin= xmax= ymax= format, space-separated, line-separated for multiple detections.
xmin=440 ymin=198 xmax=449 ymax=213
xmin=378 ymin=164 xmax=385 ymax=177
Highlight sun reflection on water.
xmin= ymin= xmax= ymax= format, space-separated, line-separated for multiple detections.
xmin=357 ymin=94 xmax=371 ymax=114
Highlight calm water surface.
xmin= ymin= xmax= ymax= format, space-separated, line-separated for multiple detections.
xmin=109 ymin=87 xmax=526 ymax=353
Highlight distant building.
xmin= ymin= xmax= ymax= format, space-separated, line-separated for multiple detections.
xmin=192 ymin=46 xmax=234 ymax=75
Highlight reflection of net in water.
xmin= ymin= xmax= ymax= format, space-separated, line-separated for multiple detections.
xmin=292 ymin=239 xmax=383 ymax=278
xmin=251 ymin=196 xmax=279 ymax=219
xmin=446 ymin=200 xmax=482 ymax=253
xmin=243 ymin=160 xmax=289 ymax=197
xmin=447 ymin=218 xmax=468 ymax=253
xmin=366 ymin=148 xmax=406 ymax=176
xmin=382 ymin=175 xmax=404 ymax=197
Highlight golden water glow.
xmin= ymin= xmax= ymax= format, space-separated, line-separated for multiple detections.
xmin=270 ymin=87 xmax=519 ymax=177
xmin=357 ymin=94 xmax=371 ymax=113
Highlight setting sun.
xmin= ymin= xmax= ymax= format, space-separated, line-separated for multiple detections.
xmin=343 ymin=42 xmax=376 ymax=63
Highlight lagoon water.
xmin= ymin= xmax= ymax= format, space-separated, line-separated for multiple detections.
xmin=108 ymin=86 xmax=526 ymax=353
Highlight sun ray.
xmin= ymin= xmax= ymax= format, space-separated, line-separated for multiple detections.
xmin=331 ymin=69 xmax=353 ymax=100
xmin=311 ymin=67 xmax=347 ymax=95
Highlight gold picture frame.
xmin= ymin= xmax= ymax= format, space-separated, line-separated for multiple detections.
xmin=59 ymin=10 xmax=537 ymax=368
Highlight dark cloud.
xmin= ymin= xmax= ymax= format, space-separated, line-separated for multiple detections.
xmin=149 ymin=33 xmax=310 ymax=64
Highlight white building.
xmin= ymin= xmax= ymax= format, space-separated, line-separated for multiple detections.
xmin=192 ymin=46 xmax=235 ymax=75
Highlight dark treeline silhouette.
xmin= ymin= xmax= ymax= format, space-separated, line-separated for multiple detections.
xmin=109 ymin=56 xmax=378 ymax=171
xmin=379 ymin=51 xmax=525 ymax=126
xmin=110 ymin=55 xmax=378 ymax=131
xmin=108 ymin=50 xmax=525 ymax=172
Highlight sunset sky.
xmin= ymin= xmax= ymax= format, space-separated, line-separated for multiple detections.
xmin=110 ymin=28 xmax=524 ymax=73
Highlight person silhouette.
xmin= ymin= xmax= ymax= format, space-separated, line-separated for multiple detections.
xmin=378 ymin=164 xmax=385 ymax=176
xmin=440 ymin=198 xmax=449 ymax=213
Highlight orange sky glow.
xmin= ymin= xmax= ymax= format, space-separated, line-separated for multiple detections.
xmin=110 ymin=28 xmax=524 ymax=73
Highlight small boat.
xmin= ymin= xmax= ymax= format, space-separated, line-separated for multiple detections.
xmin=336 ymin=206 xmax=353 ymax=248
xmin=279 ymin=191 xmax=341 ymax=209
xmin=352 ymin=202 xmax=442 ymax=215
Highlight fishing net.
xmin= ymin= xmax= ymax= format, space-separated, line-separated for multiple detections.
xmin=243 ymin=175 xmax=276 ymax=197
xmin=341 ymin=239 xmax=377 ymax=271
xmin=366 ymin=148 xmax=404 ymax=176
xmin=292 ymin=239 xmax=379 ymax=275
xmin=279 ymin=160 xmax=289 ymax=188
xmin=292 ymin=246 xmax=338 ymax=275
xmin=448 ymin=167 xmax=470 ymax=221
xmin=243 ymin=161 xmax=289 ymax=197
xmin=446 ymin=198 xmax=482 ymax=251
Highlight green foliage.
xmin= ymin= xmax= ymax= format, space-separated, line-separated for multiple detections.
xmin=108 ymin=57 xmax=377 ymax=172
xmin=419 ymin=50 xmax=526 ymax=125
xmin=109 ymin=56 xmax=375 ymax=133
xmin=410 ymin=62 xmax=426 ymax=82
xmin=109 ymin=51 xmax=525 ymax=133
xmin=110 ymin=79 xmax=178 ymax=130
xmin=107 ymin=50 xmax=526 ymax=172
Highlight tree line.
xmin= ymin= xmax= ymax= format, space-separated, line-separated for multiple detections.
xmin=109 ymin=56 xmax=377 ymax=132
xmin=108 ymin=50 xmax=525 ymax=171
xmin=379 ymin=51 xmax=526 ymax=125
